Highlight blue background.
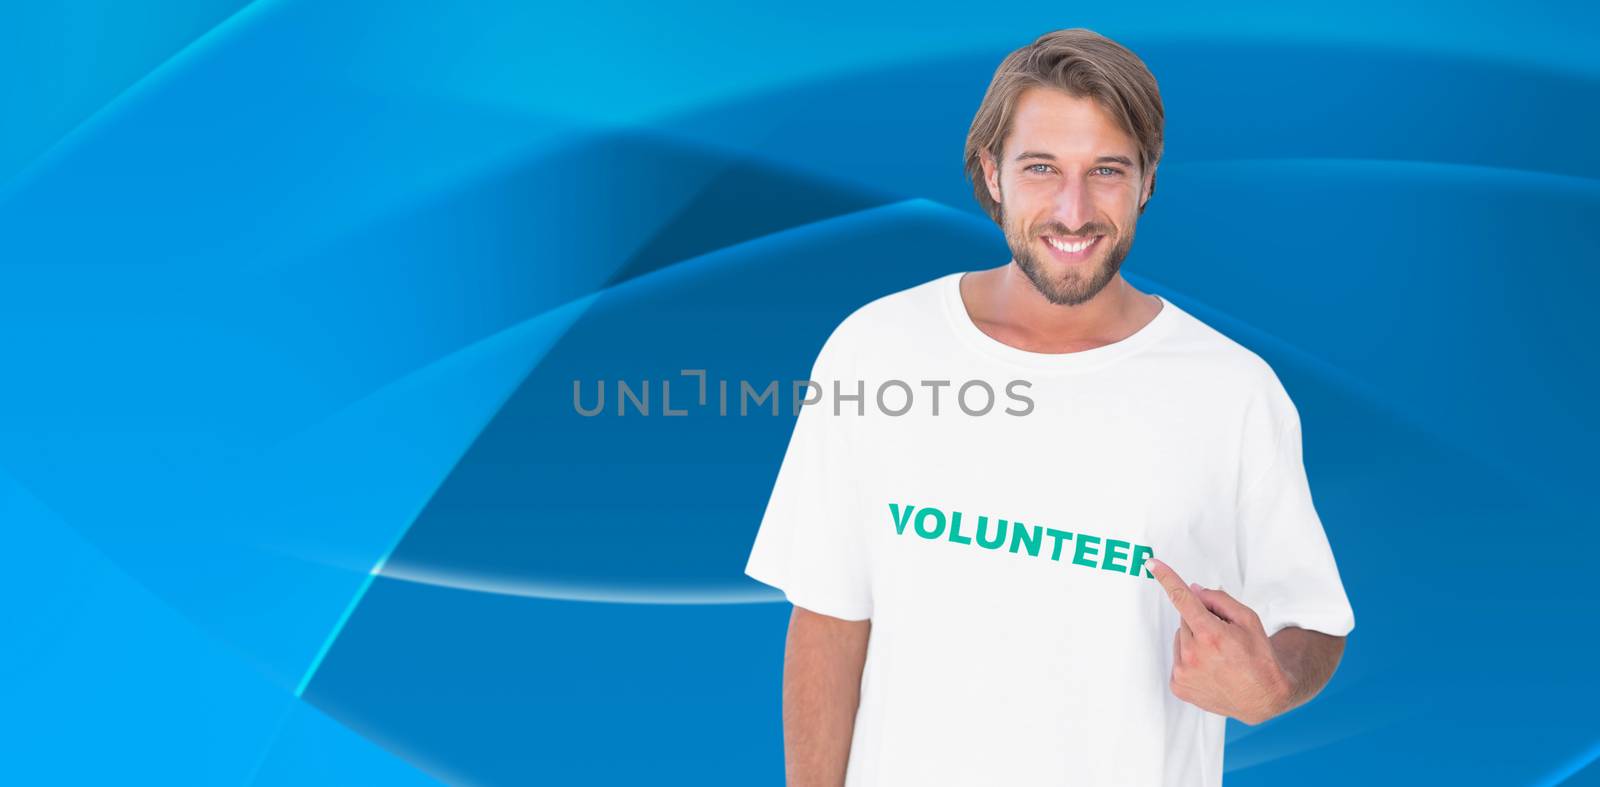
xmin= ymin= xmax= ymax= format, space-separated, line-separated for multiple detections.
xmin=3 ymin=2 xmax=1597 ymax=784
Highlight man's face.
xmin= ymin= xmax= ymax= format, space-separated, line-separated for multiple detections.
xmin=982 ymin=87 xmax=1155 ymax=306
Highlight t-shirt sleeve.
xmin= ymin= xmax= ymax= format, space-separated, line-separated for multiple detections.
xmin=742 ymin=323 xmax=872 ymax=622
xmin=1234 ymin=369 xmax=1355 ymax=638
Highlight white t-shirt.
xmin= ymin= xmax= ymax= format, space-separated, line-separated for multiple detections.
xmin=743 ymin=270 xmax=1356 ymax=787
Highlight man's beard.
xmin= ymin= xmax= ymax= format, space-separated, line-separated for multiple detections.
xmin=1000 ymin=200 xmax=1134 ymax=306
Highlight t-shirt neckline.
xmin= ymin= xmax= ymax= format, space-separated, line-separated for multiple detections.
xmin=940 ymin=271 xmax=1179 ymax=372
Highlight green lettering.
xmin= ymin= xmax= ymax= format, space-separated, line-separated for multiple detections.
xmin=1045 ymin=528 xmax=1074 ymax=561
xmin=975 ymin=516 xmax=1007 ymax=549
xmin=889 ymin=503 xmax=915 ymax=535
xmin=1101 ymin=539 xmax=1130 ymax=573
xmin=888 ymin=501 xmax=1152 ymax=582
xmin=1009 ymin=522 xmax=1041 ymax=556
xmin=1072 ymin=534 xmax=1101 ymax=567
xmin=1129 ymin=545 xmax=1154 ymax=578
xmin=948 ymin=511 xmax=973 ymax=544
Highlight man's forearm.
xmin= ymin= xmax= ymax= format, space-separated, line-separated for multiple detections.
xmin=783 ymin=606 xmax=871 ymax=787
xmin=1268 ymin=627 xmax=1347 ymax=715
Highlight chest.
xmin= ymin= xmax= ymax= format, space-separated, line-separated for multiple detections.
xmin=852 ymin=380 xmax=1243 ymax=627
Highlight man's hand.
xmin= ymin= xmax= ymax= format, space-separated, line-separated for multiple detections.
xmin=1146 ymin=557 xmax=1292 ymax=725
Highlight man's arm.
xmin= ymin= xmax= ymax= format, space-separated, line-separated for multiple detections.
xmin=1268 ymin=627 xmax=1346 ymax=714
xmin=783 ymin=605 xmax=871 ymax=787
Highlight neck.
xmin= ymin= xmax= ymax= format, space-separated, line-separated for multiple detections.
xmin=980 ymin=262 xmax=1150 ymax=349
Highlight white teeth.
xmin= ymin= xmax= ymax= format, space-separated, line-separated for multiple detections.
xmin=1047 ymin=236 xmax=1097 ymax=253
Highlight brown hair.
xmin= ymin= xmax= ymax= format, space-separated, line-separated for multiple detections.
xmin=964 ymin=28 xmax=1165 ymax=225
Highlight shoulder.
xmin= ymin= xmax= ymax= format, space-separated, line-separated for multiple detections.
xmin=1158 ymin=302 xmax=1300 ymax=418
xmin=1163 ymin=303 xmax=1282 ymax=379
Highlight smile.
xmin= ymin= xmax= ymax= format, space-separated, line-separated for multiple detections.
xmin=1043 ymin=234 xmax=1102 ymax=260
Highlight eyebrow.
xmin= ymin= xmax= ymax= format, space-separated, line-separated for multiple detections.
xmin=1014 ymin=151 xmax=1136 ymax=168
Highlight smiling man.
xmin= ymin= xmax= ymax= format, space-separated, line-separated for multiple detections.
xmin=744 ymin=28 xmax=1355 ymax=787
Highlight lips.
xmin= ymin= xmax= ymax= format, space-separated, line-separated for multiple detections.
xmin=1042 ymin=234 xmax=1102 ymax=261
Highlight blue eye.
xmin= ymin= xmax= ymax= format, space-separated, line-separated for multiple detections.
xmin=1026 ymin=164 xmax=1122 ymax=176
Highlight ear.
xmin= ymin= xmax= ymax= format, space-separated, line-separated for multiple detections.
xmin=981 ymin=149 xmax=1003 ymax=205
xmin=1140 ymin=165 xmax=1157 ymax=210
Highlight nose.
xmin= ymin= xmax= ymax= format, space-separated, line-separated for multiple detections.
xmin=1050 ymin=173 xmax=1097 ymax=234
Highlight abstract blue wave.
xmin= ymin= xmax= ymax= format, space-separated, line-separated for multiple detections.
xmin=2 ymin=1 xmax=1597 ymax=784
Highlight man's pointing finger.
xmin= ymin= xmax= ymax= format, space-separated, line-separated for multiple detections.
xmin=1146 ymin=557 xmax=1219 ymax=632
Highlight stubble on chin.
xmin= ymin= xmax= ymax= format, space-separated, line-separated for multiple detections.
xmin=1012 ymin=233 xmax=1126 ymax=307
xmin=996 ymin=195 xmax=1133 ymax=306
